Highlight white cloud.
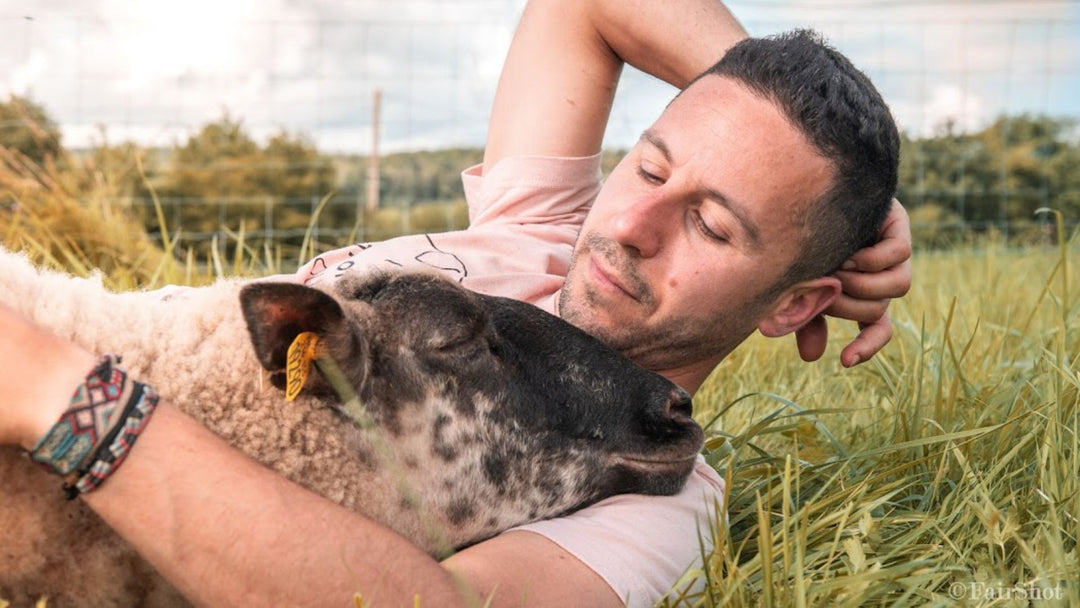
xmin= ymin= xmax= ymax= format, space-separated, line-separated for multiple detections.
xmin=3 ymin=49 xmax=47 ymax=97
xmin=102 ymin=0 xmax=258 ymax=86
xmin=1 ymin=0 xmax=525 ymax=151
xmin=922 ymin=84 xmax=988 ymax=135
xmin=1 ymin=0 xmax=1075 ymax=153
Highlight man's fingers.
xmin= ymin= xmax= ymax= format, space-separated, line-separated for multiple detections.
xmin=825 ymin=293 xmax=890 ymax=325
xmin=834 ymin=260 xmax=912 ymax=301
xmin=840 ymin=313 xmax=894 ymax=367
xmin=795 ymin=315 xmax=828 ymax=362
xmin=794 ymin=311 xmax=894 ymax=366
xmin=795 ymin=200 xmax=910 ymax=366
xmin=842 ymin=199 xmax=912 ymax=273
xmin=843 ymin=238 xmax=912 ymax=274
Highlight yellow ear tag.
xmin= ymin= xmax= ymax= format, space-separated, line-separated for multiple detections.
xmin=285 ymin=332 xmax=322 ymax=401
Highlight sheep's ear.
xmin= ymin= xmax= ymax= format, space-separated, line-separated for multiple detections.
xmin=240 ymin=282 xmax=346 ymax=371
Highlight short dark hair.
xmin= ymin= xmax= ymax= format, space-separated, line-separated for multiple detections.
xmin=691 ymin=29 xmax=900 ymax=288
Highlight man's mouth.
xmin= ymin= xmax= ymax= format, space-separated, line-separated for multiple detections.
xmin=574 ymin=232 xmax=654 ymax=307
xmin=590 ymin=257 xmax=639 ymax=302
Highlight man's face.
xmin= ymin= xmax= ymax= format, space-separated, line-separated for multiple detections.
xmin=559 ymin=75 xmax=834 ymax=376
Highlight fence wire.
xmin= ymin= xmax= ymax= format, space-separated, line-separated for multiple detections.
xmin=1 ymin=1 xmax=1077 ymax=254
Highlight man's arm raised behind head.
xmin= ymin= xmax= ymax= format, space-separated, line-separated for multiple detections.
xmin=482 ymin=0 xmax=748 ymax=174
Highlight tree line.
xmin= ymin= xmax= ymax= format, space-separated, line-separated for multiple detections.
xmin=899 ymin=117 xmax=1079 ymax=246
xmin=1 ymin=95 xmax=1077 ymax=251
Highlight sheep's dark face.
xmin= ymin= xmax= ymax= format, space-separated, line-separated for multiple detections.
xmin=240 ymin=272 xmax=704 ymax=541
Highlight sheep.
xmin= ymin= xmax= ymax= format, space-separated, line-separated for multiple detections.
xmin=0 ymin=247 xmax=705 ymax=607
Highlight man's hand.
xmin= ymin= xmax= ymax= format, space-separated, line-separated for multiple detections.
xmin=795 ymin=199 xmax=912 ymax=367
xmin=0 ymin=303 xmax=98 ymax=449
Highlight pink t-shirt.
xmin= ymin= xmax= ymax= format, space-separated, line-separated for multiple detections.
xmin=293 ymin=154 xmax=596 ymax=314
xmin=295 ymin=154 xmax=726 ymax=606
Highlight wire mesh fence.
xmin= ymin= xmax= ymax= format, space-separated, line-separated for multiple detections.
xmin=1 ymin=1 xmax=1077 ymax=256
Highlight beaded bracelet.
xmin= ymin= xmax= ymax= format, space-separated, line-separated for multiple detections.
xmin=28 ymin=355 xmax=160 ymax=499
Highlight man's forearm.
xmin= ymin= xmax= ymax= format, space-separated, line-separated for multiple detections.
xmin=83 ymin=404 xmax=475 ymax=607
xmin=585 ymin=0 xmax=748 ymax=88
xmin=483 ymin=0 xmax=747 ymax=170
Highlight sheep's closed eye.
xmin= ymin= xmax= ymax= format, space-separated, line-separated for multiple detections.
xmin=425 ymin=319 xmax=499 ymax=359
xmin=431 ymin=331 xmax=484 ymax=354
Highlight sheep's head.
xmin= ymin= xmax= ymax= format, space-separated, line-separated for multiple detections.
xmin=239 ymin=272 xmax=704 ymax=508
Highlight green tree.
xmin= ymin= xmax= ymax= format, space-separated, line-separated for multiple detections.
xmin=156 ymin=115 xmax=342 ymax=246
xmin=261 ymin=132 xmax=334 ymax=200
xmin=898 ymin=115 xmax=1079 ymax=230
xmin=162 ymin=114 xmax=261 ymax=201
xmin=83 ymin=130 xmax=160 ymax=205
xmin=0 ymin=95 xmax=63 ymax=164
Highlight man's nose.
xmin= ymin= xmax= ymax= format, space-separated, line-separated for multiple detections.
xmin=611 ymin=191 xmax=670 ymax=258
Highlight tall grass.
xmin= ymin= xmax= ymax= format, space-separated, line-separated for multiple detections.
xmin=674 ymin=230 xmax=1079 ymax=606
xmin=2 ymin=149 xmax=1077 ymax=606
xmin=0 ymin=148 xmax=285 ymax=288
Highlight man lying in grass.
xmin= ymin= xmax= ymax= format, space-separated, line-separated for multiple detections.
xmin=0 ymin=0 xmax=911 ymax=605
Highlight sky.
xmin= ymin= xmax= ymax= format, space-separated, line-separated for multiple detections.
xmin=1 ymin=0 xmax=1077 ymax=154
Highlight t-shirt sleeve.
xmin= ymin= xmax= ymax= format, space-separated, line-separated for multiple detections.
xmin=509 ymin=456 xmax=726 ymax=607
xmin=291 ymin=154 xmax=600 ymax=294
xmin=461 ymin=153 xmax=602 ymax=228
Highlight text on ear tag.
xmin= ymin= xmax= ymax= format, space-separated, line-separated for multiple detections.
xmin=285 ymin=332 xmax=322 ymax=401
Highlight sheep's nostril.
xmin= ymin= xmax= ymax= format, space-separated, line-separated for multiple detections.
xmin=666 ymin=387 xmax=694 ymax=421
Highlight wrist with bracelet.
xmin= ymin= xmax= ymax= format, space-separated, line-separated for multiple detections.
xmin=27 ymin=354 xmax=160 ymax=499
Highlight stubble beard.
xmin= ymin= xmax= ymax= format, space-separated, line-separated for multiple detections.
xmin=559 ymin=233 xmax=767 ymax=372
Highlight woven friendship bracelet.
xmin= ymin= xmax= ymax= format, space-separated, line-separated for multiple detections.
xmin=27 ymin=354 xmax=161 ymax=500
xmin=66 ymin=381 xmax=159 ymax=499
xmin=29 ymin=355 xmax=130 ymax=476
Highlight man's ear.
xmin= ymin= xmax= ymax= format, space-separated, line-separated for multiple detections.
xmin=757 ymin=276 xmax=841 ymax=338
